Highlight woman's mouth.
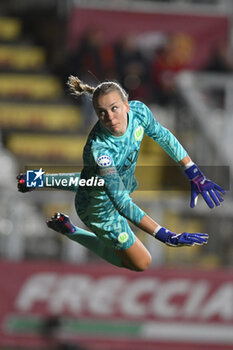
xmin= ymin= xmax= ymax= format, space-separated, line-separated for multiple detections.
xmin=109 ymin=123 xmax=118 ymax=128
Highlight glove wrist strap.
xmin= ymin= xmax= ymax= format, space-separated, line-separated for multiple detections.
xmin=183 ymin=160 xmax=194 ymax=169
xmin=155 ymin=227 xmax=173 ymax=243
xmin=184 ymin=163 xmax=203 ymax=181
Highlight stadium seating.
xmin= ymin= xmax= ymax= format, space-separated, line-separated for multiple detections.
xmin=0 ymin=16 xmax=83 ymax=165
xmin=0 ymin=17 xmax=21 ymax=41
xmin=0 ymin=102 xmax=82 ymax=131
xmin=7 ymin=133 xmax=86 ymax=162
xmin=0 ymin=74 xmax=63 ymax=99
xmin=0 ymin=45 xmax=45 ymax=70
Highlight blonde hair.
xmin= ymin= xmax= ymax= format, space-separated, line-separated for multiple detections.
xmin=67 ymin=75 xmax=128 ymax=108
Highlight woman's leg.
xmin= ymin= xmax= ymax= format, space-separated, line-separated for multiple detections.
xmin=47 ymin=213 xmax=151 ymax=271
xmin=86 ymin=214 xmax=152 ymax=272
xmin=69 ymin=228 xmax=151 ymax=272
xmin=47 ymin=213 xmax=123 ymax=267
xmin=67 ymin=226 xmax=124 ymax=268
xmin=115 ymin=237 xmax=151 ymax=272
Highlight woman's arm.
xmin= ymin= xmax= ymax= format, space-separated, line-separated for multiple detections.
xmin=143 ymin=103 xmax=225 ymax=208
xmin=99 ymin=167 xmax=146 ymax=226
xmin=179 ymin=155 xmax=192 ymax=167
xmin=137 ymin=213 xmax=208 ymax=247
xmin=137 ymin=214 xmax=159 ymax=235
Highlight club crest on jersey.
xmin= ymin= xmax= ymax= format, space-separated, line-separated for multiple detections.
xmin=97 ymin=155 xmax=112 ymax=167
xmin=134 ymin=126 xmax=144 ymax=141
xmin=118 ymin=232 xmax=129 ymax=243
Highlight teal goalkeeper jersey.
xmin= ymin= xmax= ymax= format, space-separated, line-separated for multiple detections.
xmin=75 ymin=100 xmax=188 ymax=227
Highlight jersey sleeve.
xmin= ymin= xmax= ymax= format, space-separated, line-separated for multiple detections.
xmin=92 ymin=147 xmax=146 ymax=225
xmin=140 ymin=102 xmax=188 ymax=162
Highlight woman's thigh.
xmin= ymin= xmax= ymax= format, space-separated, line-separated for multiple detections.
xmin=78 ymin=205 xmax=151 ymax=271
xmin=115 ymin=236 xmax=151 ymax=272
xmin=81 ymin=211 xmax=137 ymax=250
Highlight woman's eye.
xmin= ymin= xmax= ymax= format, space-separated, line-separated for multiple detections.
xmin=112 ymin=106 xmax=118 ymax=112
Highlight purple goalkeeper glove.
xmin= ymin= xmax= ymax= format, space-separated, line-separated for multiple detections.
xmin=155 ymin=227 xmax=209 ymax=247
xmin=184 ymin=163 xmax=225 ymax=209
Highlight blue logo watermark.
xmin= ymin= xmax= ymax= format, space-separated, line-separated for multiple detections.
xmin=26 ymin=168 xmax=44 ymax=188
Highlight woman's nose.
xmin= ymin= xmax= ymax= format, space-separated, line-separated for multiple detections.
xmin=107 ymin=111 xmax=114 ymax=121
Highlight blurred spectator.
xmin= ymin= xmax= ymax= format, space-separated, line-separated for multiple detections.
xmin=63 ymin=28 xmax=116 ymax=131
xmin=150 ymin=33 xmax=192 ymax=106
xmin=66 ymin=27 xmax=115 ymax=82
xmin=203 ymin=42 xmax=233 ymax=73
xmin=0 ymin=145 xmax=18 ymax=189
xmin=202 ymin=42 xmax=233 ymax=108
xmin=114 ymin=34 xmax=150 ymax=101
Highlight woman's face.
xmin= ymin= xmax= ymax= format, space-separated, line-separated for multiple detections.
xmin=95 ymin=91 xmax=130 ymax=136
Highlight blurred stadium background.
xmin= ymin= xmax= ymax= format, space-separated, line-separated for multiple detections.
xmin=0 ymin=0 xmax=233 ymax=349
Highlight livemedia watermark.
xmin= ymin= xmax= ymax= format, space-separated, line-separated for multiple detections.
xmin=25 ymin=168 xmax=104 ymax=189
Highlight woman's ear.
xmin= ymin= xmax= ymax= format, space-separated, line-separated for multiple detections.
xmin=125 ymin=100 xmax=130 ymax=113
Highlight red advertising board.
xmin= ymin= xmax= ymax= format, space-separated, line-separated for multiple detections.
xmin=0 ymin=260 xmax=233 ymax=350
xmin=67 ymin=7 xmax=229 ymax=70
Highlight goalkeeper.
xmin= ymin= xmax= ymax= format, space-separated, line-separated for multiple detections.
xmin=17 ymin=77 xmax=225 ymax=271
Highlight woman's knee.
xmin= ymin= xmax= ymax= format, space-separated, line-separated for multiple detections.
xmin=122 ymin=252 xmax=152 ymax=272
xmin=134 ymin=253 xmax=152 ymax=271
xmin=115 ymin=237 xmax=152 ymax=272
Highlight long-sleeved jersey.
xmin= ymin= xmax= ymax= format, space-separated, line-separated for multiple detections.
xmin=75 ymin=100 xmax=188 ymax=229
